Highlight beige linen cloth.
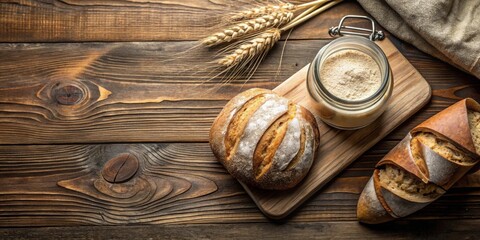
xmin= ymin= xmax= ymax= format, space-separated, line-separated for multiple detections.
xmin=357 ymin=0 xmax=480 ymax=79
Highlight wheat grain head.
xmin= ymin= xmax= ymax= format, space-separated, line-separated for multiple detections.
xmin=202 ymin=9 xmax=292 ymax=46
xmin=218 ymin=28 xmax=281 ymax=67
xmin=230 ymin=2 xmax=296 ymax=21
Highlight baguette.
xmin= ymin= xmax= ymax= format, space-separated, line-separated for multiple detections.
xmin=357 ymin=98 xmax=480 ymax=224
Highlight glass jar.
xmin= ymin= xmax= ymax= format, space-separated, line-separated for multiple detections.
xmin=306 ymin=35 xmax=393 ymax=130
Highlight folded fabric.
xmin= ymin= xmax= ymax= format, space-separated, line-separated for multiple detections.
xmin=357 ymin=0 xmax=480 ymax=79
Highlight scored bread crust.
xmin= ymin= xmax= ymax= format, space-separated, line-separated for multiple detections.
xmin=256 ymin=109 xmax=317 ymax=189
xmin=357 ymin=177 xmax=395 ymax=224
xmin=357 ymin=98 xmax=480 ymax=224
xmin=412 ymin=98 xmax=480 ymax=156
xmin=209 ymin=88 xmax=320 ymax=190
xmin=210 ymin=88 xmax=272 ymax=162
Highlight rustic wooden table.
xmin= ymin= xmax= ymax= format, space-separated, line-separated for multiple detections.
xmin=1 ymin=0 xmax=479 ymax=239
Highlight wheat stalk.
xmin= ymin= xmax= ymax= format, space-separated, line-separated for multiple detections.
xmin=218 ymin=28 xmax=281 ymax=67
xmin=202 ymin=10 xmax=293 ymax=46
xmin=202 ymin=0 xmax=333 ymax=47
xmin=229 ymin=2 xmax=296 ymax=21
xmin=281 ymin=0 xmax=342 ymax=31
xmin=202 ymin=0 xmax=343 ymax=77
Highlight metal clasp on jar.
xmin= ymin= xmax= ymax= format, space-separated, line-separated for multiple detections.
xmin=328 ymin=15 xmax=385 ymax=41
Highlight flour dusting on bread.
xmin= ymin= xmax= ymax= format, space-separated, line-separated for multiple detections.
xmin=209 ymin=88 xmax=320 ymax=190
xmin=231 ymin=95 xmax=288 ymax=179
xmin=275 ymin=118 xmax=301 ymax=171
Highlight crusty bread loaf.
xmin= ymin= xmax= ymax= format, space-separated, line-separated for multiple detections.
xmin=357 ymin=98 xmax=480 ymax=224
xmin=209 ymin=88 xmax=320 ymax=190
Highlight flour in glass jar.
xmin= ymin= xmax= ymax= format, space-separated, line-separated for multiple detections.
xmin=319 ymin=49 xmax=382 ymax=101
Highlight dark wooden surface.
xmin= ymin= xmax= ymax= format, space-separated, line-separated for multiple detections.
xmin=0 ymin=0 xmax=479 ymax=239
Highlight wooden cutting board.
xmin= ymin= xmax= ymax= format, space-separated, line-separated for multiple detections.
xmin=240 ymin=38 xmax=431 ymax=219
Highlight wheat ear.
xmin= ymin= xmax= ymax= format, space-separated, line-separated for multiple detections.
xmin=202 ymin=10 xmax=293 ymax=46
xmin=218 ymin=29 xmax=281 ymax=67
xmin=229 ymin=2 xmax=296 ymax=21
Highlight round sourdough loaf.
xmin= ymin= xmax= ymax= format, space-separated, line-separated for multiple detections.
xmin=209 ymin=88 xmax=320 ymax=190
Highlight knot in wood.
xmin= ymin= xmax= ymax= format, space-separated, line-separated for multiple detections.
xmin=54 ymin=85 xmax=83 ymax=105
xmin=102 ymin=153 xmax=139 ymax=184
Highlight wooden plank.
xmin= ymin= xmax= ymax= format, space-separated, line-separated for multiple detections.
xmin=1 ymin=220 xmax=480 ymax=239
xmin=0 ymin=1 xmax=370 ymax=42
xmin=0 ymin=0 xmax=478 ymax=236
xmin=243 ymin=38 xmax=432 ymax=219
xmin=0 ymin=40 xmax=316 ymax=144
xmin=0 ymin=142 xmax=478 ymax=227
xmin=1 ymin=40 xmax=478 ymax=144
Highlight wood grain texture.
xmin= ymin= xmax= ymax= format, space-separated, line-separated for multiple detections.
xmin=0 ymin=40 xmax=318 ymax=144
xmin=243 ymin=38 xmax=433 ymax=218
xmin=1 ymin=0 xmax=480 ymax=237
xmin=2 ymin=220 xmax=480 ymax=240
xmin=0 ymin=23 xmax=479 ymax=230
xmin=1 ymin=40 xmax=478 ymax=145
xmin=0 ymin=0 xmax=369 ymax=42
xmin=0 ymin=142 xmax=478 ymax=227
